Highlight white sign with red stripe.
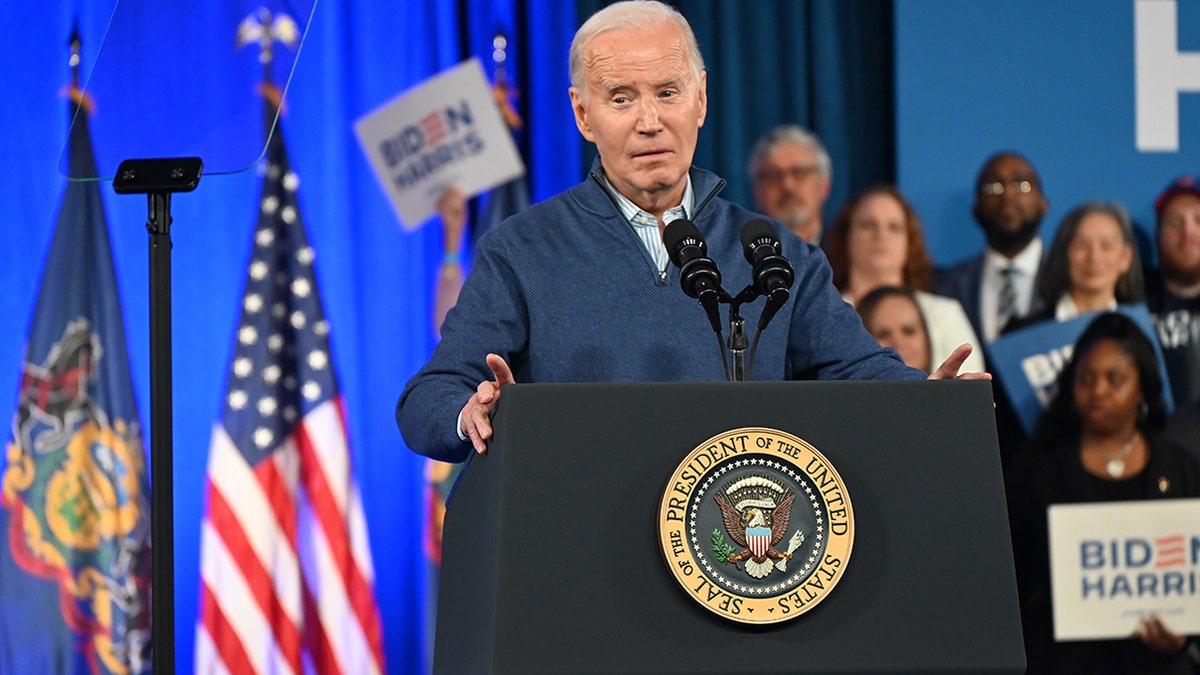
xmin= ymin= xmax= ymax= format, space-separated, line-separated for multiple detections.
xmin=1048 ymin=498 xmax=1200 ymax=641
xmin=354 ymin=57 xmax=524 ymax=230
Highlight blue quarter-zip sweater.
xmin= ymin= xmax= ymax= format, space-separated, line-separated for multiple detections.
xmin=396 ymin=165 xmax=923 ymax=462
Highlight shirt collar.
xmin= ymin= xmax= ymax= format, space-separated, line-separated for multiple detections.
xmin=1055 ymin=294 xmax=1118 ymax=321
xmin=983 ymin=238 xmax=1042 ymax=276
xmin=599 ymin=171 xmax=694 ymax=226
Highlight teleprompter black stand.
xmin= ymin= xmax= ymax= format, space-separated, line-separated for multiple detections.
xmin=113 ymin=157 xmax=202 ymax=675
xmin=435 ymin=381 xmax=1025 ymax=675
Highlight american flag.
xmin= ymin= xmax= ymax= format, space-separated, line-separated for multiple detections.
xmin=195 ymin=113 xmax=384 ymax=675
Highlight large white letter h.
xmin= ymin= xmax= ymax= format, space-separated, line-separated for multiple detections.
xmin=1136 ymin=0 xmax=1200 ymax=152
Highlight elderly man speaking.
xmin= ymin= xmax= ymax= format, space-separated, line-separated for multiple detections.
xmin=396 ymin=0 xmax=983 ymax=462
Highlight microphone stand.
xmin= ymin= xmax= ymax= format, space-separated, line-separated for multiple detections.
xmin=723 ymin=286 xmax=760 ymax=382
xmin=729 ymin=313 xmax=747 ymax=382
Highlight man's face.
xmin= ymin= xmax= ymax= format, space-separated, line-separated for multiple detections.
xmin=1158 ymin=193 xmax=1200 ymax=286
xmin=752 ymin=141 xmax=831 ymax=242
xmin=569 ymin=21 xmax=707 ymax=213
xmin=972 ymin=155 xmax=1048 ymax=254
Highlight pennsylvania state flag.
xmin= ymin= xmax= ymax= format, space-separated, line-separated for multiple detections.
xmin=0 ymin=101 xmax=152 ymax=674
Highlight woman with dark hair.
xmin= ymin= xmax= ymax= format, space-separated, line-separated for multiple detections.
xmin=1007 ymin=312 xmax=1200 ymax=674
xmin=1011 ymin=201 xmax=1145 ymax=331
xmin=856 ymin=286 xmax=932 ymax=373
xmin=825 ymin=184 xmax=984 ymax=371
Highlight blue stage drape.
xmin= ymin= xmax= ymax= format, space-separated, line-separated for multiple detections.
xmin=1 ymin=1 xmax=895 ymax=672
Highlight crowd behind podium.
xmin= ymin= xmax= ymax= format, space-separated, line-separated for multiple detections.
xmin=748 ymin=126 xmax=1200 ymax=673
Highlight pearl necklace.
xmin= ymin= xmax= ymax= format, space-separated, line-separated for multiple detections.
xmin=1089 ymin=431 xmax=1140 ymax=479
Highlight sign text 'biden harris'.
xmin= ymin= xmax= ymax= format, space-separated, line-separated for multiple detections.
xmin=354 ymin=58 xmax=524 ymax=229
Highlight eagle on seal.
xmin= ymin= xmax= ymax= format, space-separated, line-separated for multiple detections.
xmin=714 ymin=478 xmax=797 ymax=579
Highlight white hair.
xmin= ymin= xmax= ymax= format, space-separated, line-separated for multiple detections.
xmin=747 ymin=124 xmax=832 ymax=182
xmin=569 ymin=0 xmax=705 ymax=93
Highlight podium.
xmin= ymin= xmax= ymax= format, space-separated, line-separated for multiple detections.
xmin=435 ymin=381 xmax=1025 ymax=674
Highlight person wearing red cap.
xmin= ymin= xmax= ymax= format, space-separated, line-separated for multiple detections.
xmin=1147 ymin=176 xmax=1200 ymax=412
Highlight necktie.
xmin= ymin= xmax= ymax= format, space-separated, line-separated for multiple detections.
xmin=997 ymin=266 xmax=1018 ymax=330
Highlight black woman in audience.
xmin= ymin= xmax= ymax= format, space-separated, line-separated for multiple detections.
xmin=1007 ymin=312 xmax=1200 ymax=674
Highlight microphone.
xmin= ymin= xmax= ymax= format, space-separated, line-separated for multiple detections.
xmin=740 ymin=219 xmax=795 ymax=329
xmin=663 ymin=219 xmax=723 ymax=332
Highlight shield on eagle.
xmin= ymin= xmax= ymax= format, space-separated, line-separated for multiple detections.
xmin=746 ymin=526 xmax=771 ymax=559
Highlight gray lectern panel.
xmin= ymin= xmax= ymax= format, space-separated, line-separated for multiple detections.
xmin=436 ymin=381 xmax=1024 ymax=675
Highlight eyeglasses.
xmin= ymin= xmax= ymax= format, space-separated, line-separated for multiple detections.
xmin=980 ymin=180 xmax=1034 ymax=196
xmin=756 ymin=164 xmax=821 ymax=186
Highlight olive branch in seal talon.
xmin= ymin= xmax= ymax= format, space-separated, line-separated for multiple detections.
xmin=712 ymin=529 xmax=738 ymax=566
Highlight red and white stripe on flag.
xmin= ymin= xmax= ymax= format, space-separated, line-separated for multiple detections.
xmin=196 ymin=398 xmax=384 ymax=675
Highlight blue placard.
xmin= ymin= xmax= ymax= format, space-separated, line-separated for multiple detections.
xmin=987 ymin=306 xmax=1175 ymax=436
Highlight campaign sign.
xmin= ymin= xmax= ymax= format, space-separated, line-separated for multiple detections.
xmin=986 ymin=306 xmax=1172 ymax=436
xmin=1048 ymin=498 xmax=1200 ymax=641
xmin=354 ymin=58 xmax=524 ymax=229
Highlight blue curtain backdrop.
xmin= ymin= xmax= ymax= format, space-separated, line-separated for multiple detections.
xmin=0 ymin=1 xmax=898 ymax=672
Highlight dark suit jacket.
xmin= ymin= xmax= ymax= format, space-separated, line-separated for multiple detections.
xmin=935 ymin=247 xmax=1048 ymax=346
xmin=937 ymin=249 xmax=1048 ymax=471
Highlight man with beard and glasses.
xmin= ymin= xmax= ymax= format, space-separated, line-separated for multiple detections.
xmin=936 ymin=153 xmax=1049 ymax=471
xmin=1148 ymin=176 xmax=1200 ymax=410
xmin=936 ymin=152 xmax=1050 ymax=344
xmin=748 ymin=124 xmax=832 ymax=244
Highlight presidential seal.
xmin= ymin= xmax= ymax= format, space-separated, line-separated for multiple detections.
xmin=657 ymin=427 xmax=854 ymax=624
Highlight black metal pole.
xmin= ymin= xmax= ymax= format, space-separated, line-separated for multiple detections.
xmin=148 ymin=191 xmax=174 ymax=674
xmin=113 ymin=157 xmax=201 ymax=674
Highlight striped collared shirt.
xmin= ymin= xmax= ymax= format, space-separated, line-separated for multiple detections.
xmin=599 ymin=172 xmax=695 ymax=276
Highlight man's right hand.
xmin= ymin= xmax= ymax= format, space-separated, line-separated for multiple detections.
xmin=460 ymin=353 xmax=515 ymax=454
